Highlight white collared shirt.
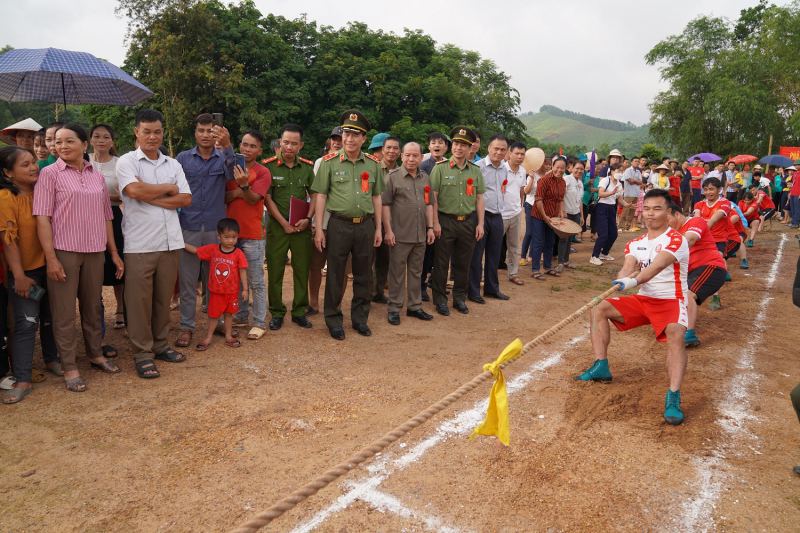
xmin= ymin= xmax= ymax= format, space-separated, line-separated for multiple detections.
xmin=502 ymin=162 xmax=526 ymax=219
xmin=116 ymin=148 xmax=192 ymax=254
xmin=477 ymin=155 xmax=506 ymax=215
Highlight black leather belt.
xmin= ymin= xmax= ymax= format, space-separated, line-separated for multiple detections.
xmin=484 ymin=211 xmax=500 ymax=218
xmin=328 ymin=212 xmax=374 ymax=224
xmin=439 ymin=211 xmax=474 ymax=221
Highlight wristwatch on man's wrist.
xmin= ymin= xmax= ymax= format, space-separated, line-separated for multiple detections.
xmin=239 ymin=184 xmax=250 ymax=191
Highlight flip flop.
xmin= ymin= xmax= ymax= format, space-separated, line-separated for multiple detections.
xmin=225 ymin=338 xmax=242 ymax=348
xmin=195 ymin=341 xmax=210 ymax=351
xmin=247 ymin=326 xmax=266 ymax=340
xmin=2 ymin=387 xmax=31 ymax=404
xmin=31 ymin=370 xmax=46 ymax=383
xmin=64 ymin=376 xmax=87 ymax=392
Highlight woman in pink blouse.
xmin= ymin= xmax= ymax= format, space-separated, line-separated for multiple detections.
xmin=33 ymin=124 xmax=125 ymax=392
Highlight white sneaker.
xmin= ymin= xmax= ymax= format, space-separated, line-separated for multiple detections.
xmin=589 ymin=257 xmax=603 ymax=266
xmin=599 ymin=254 xmax=615 ymax=261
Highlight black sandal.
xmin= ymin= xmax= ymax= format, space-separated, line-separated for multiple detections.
xmin=135 ymin=359 xmax=160 ymax=379
xmin=545 ymin=269 xmax=562 ymax=277
xmin=531 ymin=272 xmax=546 ymax=281
xmin=154 ymin=348 xmax=186 ymax=363
xmin=102 ymin=345 xmax=118 ymax=358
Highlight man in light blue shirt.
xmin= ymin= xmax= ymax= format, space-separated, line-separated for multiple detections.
xmin=469 ymin=134 xmax=510 ymax=302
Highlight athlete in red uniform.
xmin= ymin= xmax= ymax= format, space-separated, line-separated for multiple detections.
xmin=744 ymin=183 xmax=776 ymax=247
xmin=184 ymin=218 xmax=249 ymax=350
xmin=667 ymin=203 xmax=727 ymax=348
xmin=693 ymin=177 xmax=732 ymax=309
xmin=576 ymin=189 xmax=689 ymax=425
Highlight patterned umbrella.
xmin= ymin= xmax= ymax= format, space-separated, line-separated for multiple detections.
xmin=727 ymin=154 xmax=757 ymax=165
xmin=0 ymin=48 xmax=153 ymax=105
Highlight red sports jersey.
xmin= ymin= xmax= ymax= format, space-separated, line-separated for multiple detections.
xmin=756 ymin=190 xmax=775 ymax=209
xmin=679 ymin=217 xmax=727 ymax=270
xmin=694 ymin=198 xmax=731 ymax=242
xmin=196 ymin=244 xmax=249 ymax=294
xmin=689 ymin=166 xmax=704 ymax=189
xmin=738 ymin=200 xmax=759 ymax=222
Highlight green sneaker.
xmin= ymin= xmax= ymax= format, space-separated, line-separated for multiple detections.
xmin=573 ymin=359 xmax=612 ymax=383
xmin=684 ymin=329 xmax=701 ymax=347
xmin=708 ymin=295 xmax=721 ymax=310
xmin=746 ymin=239 xmax=753 ymax=247
xmin=725 ymin=271 xmax=732 ymax=282
xmin=664 ymin=389 xmax=684 ymax=425
xmin=740 ymin=258 xmax=749 ymax=269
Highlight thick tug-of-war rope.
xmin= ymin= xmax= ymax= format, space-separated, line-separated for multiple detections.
xmin=231 ymin=283 xmax=623 ymax=533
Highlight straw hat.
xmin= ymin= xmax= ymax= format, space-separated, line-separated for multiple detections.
xmin=656 ymin=163 xmax=670 ymax=171
xmin=522 ymin=147 xmax=545 ymax=172
xmin=0 ymin=118 xmax=43 ymax=145
xmin=753 ymin=164 xmax=764 ymax=171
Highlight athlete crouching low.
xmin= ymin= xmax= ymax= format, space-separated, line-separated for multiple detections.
xmin=575 ymin=189 xmax=690 ymax=426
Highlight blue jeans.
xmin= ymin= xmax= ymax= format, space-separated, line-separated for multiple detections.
xmin=592 ymin=203 xmax=618 ymax=257
xmin=234 ymin=238 xmax=267 ymax=329
xmin=530 ymin=216 xmax=556 ymax=271
xmin=9 ymin=267 xmax=58 ymax=384
xmin=521 ymin=202 xmax=534 ymax=260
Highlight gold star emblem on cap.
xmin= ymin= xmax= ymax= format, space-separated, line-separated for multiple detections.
xmin=349 ymin=113 xmax=358 ymax=121
xmin=459 ymin=129 xmax=466 ymax=135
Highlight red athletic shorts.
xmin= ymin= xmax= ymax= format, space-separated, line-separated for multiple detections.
xmin=606 ymin=294 xmax=688 ymax=342
xmin=208 ymin=292 xmax=239 ymax=318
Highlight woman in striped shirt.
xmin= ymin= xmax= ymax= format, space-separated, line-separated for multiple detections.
xmin=33 ymin=124 xmax=125 ymax=393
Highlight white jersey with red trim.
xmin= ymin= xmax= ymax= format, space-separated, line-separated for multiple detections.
xmin=624 ymin=228 xmax=689 ymax=300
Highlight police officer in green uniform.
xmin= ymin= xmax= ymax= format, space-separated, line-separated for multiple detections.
xmin=430 ymin=127 xmax=485 ymax=316
xmin=312 ymin=110 xmax=386 ymax=340
xmin=262 ymin=124 xmax=316 ymax=330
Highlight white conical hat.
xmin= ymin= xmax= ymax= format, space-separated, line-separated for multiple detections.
xmin=1 ymin=118 xmax=44 ymax=145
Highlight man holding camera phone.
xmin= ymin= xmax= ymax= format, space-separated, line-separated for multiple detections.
xmin=174 ymin=113 xmax=237 ymax=349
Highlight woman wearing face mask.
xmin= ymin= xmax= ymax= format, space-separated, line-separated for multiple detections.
xmin=590 ymin=163 xmax=630 ymax=266
xmin=0 ymin=147 xmax=62 ymax=404
xmin=90 ymin=124 xmax=126 ymax=334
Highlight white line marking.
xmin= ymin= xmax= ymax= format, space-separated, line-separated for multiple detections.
xmin=290 ymin=335 xmax=587 ymax=532
xmin=356 ymin=487 xmax=469 ymax=533
xmin=680 ymin=234 xmax=787 ymax=532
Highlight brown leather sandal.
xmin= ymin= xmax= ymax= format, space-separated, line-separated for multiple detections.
xmin=175 ymin=328 xmax=192 ymax=348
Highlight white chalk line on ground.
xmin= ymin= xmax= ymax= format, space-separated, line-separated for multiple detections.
xmin=680 ymin=233 xmax=787 ymax=533
xmin=290 ymin=335 xmax=587 ymax=533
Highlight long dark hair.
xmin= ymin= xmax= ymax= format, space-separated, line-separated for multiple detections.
xmin=59 ymin=123 xmax=90 ymax=161
xmin=0 ymin=145 xmax=33 ymax=196
xmin=90 ymin=123 xmax=118 ymax=157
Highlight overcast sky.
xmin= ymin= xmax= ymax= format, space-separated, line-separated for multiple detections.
xmin=7 ymin=0 xmax=762 ymax=125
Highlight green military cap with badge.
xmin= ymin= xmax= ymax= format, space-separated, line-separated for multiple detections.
xmin=450 ymin=126 xmax=476 ymax=145
xmin=340 ymin=109 xmax=371 ymax=134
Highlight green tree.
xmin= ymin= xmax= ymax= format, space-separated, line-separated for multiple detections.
xmin=638 ymin=143 xmax=664 ymax=163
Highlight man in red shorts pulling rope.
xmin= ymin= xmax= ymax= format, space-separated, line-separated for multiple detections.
xmin=667 ymin=202 xmax=727 ymax=348
xmin=575 ymin=189 xmax=690 ymax=425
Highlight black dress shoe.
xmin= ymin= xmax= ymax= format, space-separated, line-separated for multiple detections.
xmin=291 ymin=316 xmax=312 ymax=328
xmin=269 ymin=317 xmax=284 ymax=330
xmin=484 ymin=291 xmax=510 ymax=300
xmin=372 ymin=294 xmax=390 ymax=304
xmin=453 ymin=300 xmax=469 ymax=314
xmin=328 ymin=326 xmax=345 ymax=340
xmin=406 ymin=308 xmax=433 ymax=321
xmin=499 ymin=262 xmax=508 ymax=270
xmin=468 ymin=294 xmax=485 ymax=304
xmin=435 ymin=303 xmax=450 ymax=316
xmin=387 ymin=312 xmax=401 ymax=325
xmin=352 ymin=323 xmax=372 ymax=336
xmin=421 ymin=288 xmax=430 ymax=302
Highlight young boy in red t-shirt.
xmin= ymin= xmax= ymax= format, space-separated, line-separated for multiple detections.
xmin=184 ymin=218 xmax=249 ymax=350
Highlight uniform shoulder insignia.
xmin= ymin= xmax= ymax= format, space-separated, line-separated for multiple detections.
xmin=322 ymin=152 xmax=338 ymax=161
xmin=299 ymin=157 xmax=314 ymax=165
xmin=435 ymin=159 xmax=449 ymax=165
xmin=365 ymin=153 xmax=381 ymax=162
xmin=261 ymin=156 xmax=278 ymax=165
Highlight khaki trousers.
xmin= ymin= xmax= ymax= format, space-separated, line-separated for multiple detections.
xmin=620 ymin=196 xmax=638 ymax=230
xmin=125 ymin=251 xmax=179 ymax=363
xmin=502 ymin=214 xmax=522 ymax=278
xmin=681 ymin=192 xmax=693 ymax=215
xmin=387 ymin=241 xmax=425 ymax=313
xmin=47 ymin=250 xmax=104 ymax=373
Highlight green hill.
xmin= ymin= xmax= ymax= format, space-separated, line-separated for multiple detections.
xmin=519 ymin=107 xmax=655 ymax=156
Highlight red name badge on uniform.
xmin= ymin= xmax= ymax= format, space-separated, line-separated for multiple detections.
xmin=502 ymin=179 xmax=508 ymax=194
xmin=361 ymin=172 xmax=370 ymax=193
xmin=424 ymin=185 xmax=430 ymax=203
xmin=466 ymin=178 xmax=474 ymax=196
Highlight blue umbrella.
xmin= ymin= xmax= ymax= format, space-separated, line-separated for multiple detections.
xmin=0 ymin=48 xmax=153 ymax=106
xmin=688 ymin=152 xmax=722 ymax=163
xmin=758 ymin=154 xmax=794 ymax=168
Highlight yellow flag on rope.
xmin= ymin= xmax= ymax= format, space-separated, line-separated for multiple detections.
xmin=469 ymin=339 xmax=524 ymax=446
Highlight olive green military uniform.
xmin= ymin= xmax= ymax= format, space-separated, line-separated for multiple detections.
xmin=430 ymin=157 xmax=485 ymax=306
xmin=263 ymin=155 xmax=315 ymax=319
xmin=312 ymin=147 xmax=386 ymax=329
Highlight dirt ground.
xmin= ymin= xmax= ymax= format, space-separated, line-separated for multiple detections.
xmin=1 ymin=223 xmax=799 ymax=533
